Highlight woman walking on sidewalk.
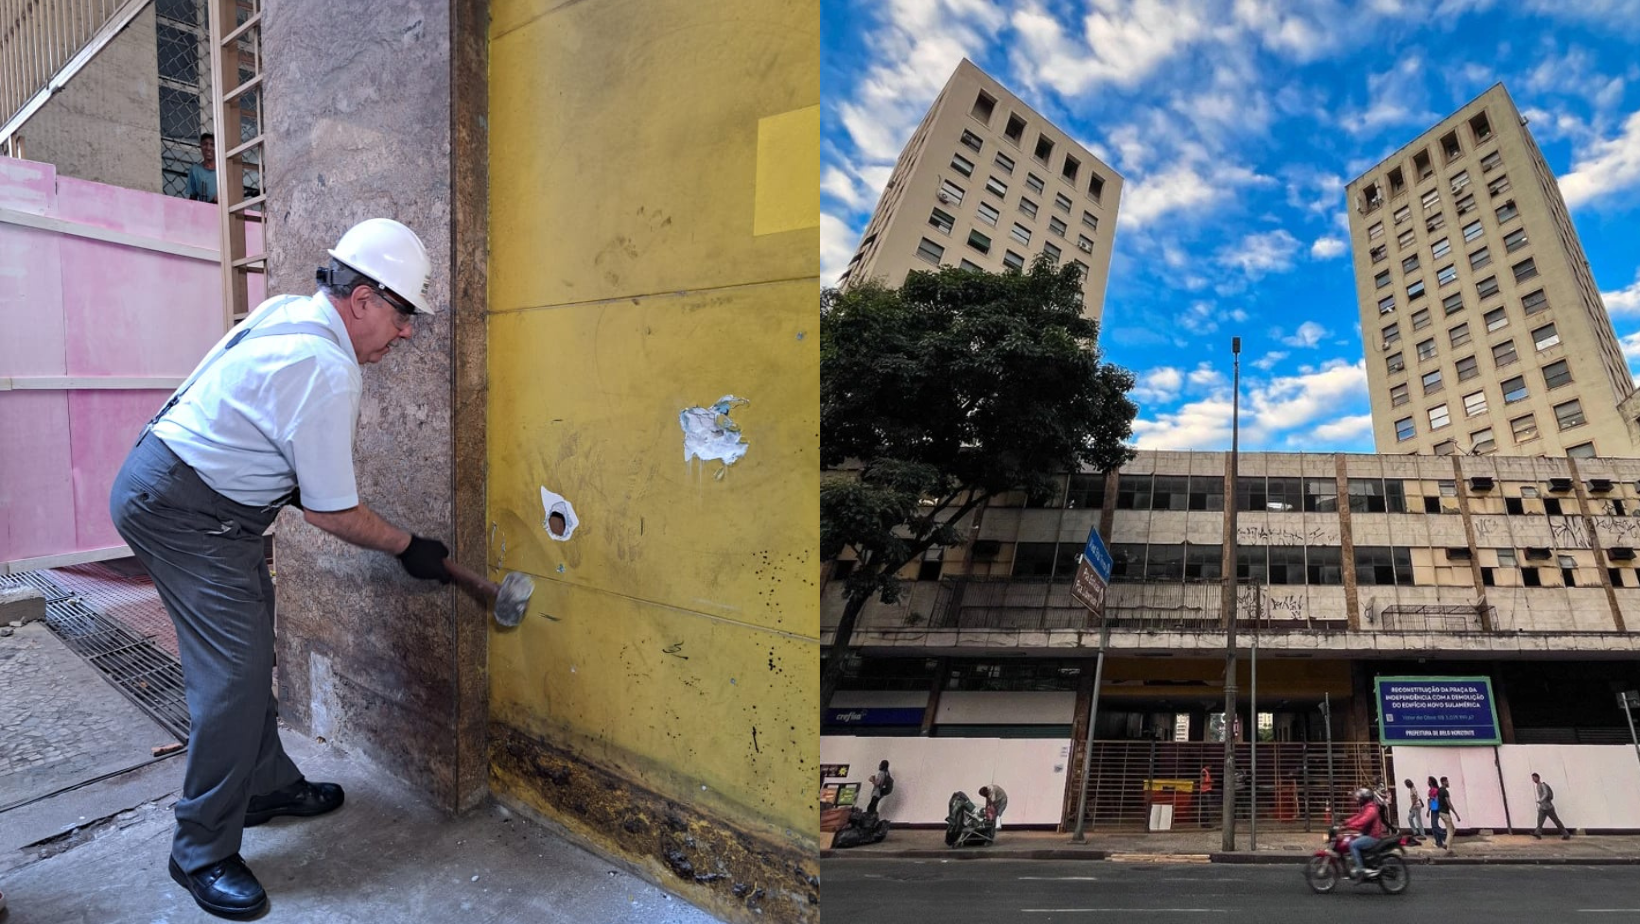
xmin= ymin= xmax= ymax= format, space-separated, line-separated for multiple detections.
xmin=1403 ymin=779 xmax=1425 ymax=836
xmin=1427 ymin=776 xmax=1445 ymax=849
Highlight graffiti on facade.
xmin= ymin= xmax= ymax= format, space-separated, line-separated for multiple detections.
xmin=1236 ymin=524 xmax=1340 ymax=546
xmin=1592 ymin=516 xmax=1640 ymax=546
xmin=1548 ymin=516 xmax=1592 ymax=550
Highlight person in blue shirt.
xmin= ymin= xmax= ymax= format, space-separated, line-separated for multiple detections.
xmin=186 ymin=132 xmax=217 ymax=203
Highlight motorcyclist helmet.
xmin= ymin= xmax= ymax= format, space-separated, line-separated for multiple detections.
xmin=1356 ymin=787 xmax=1374 ymax=805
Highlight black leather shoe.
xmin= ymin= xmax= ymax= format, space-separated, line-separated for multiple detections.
xmin=244 ymin=778 xmax=345 ymax=827
xmin=168 ymin=854 xmax=267 ymax=919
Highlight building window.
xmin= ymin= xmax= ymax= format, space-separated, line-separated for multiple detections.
xmin=1463 ymin=219 xmax=1483 ymax=241
xmin=1437 ymin=264 xmax=1458 ymax=286
xmin=1067 ymin=473 xmax=1105 ymax=509
xmin=1443 ymin=292 xmax=1465 ymax=316
xmin=1408 ymin=280 xmax=1427 ymax=300
xmin=1391 ymin=383 xmax=1410 ymax=406
xmin=1417 ymin=338 xmax=1438 ymax=360
xmin=1394 ymin=205 xmax=1412 ymax=224
xmin=1116 ymin=473 xmax=1152 ymax=509
xmin=1502 ymin=375 xmax=1529 ymax=403
xmin=1356 ymin=546 xmax=1414 ymax=585
xmin=1376 ymin=270 xmax=1392 ymax=289
xmin=1471 ymin=427 xmax=1495 ymax=453
xmin=1513 ymin=257 xmax=1539 ymax=283
xmin=916 ymin=238 xmax=945 ymax=264
xmin=1432 ymin=237 xmax=1451 ymax=258
xmin=951 ymin=153 xmax=975 ymax=176
xmin=1423 ymin=368 xmax=1444 ymax=394
xmin=1543 ymin=359 xmax=1572 ymax=389
xmin=1185 ymin=474 xmax=1225 ymax=511
xmin=1082 ymin=210 xmax=1099 ymax=231
xmin=1398 ymin=228 xmax=1416 ymax=248
xmin=959 ymin=259 xmax=983 ymax=272
xmin=1481 ymin=149 xmax=1503 ymax=172
xmin=1049 ymin=216 xmax=1067 ymax=236
xmin=1348 ymin=478 xmax=1409 ymax=514
xmin=1521 ymin=289 xmax=1547 ymax=315
xmin=1456 ymin=193 xmax=1477 ymax=215
xmin=1002 ymin=250 xmax=1025 ymax=271
xmin=1010 ymin=223 xmax=1031 ymax=245
xmin=1005 ymin=113 xmax=1026 ymax=143
xmin=976 ymin=201 xmax=1000 ymax=226
xmin=1383 ymin=322 xmax=1402 ymax=344
xmin=1403 ymin=254 xmax=1421 ymax=273
xmin=1034 ymin=134 xmax=1055 ymax=163
xmin=985 ymin=175 xmax=1008 ymax=198
xmin=1412 ymin=308 xmax=1432 ymax=330
xmin=1421 ymin=189 xmax=1441 ymax=212
xmin=1477 ymin=275 xmax=1500 ymax=299
xmin=1026 ymin=173 xmax=1045 ymax=194
xmin=1304 ymin=478 xmax=1339 ymax=512
xmin=929 ymin=208 xmax=955 ymax=233
xmin=1497 ymin=200 xmax=1519 ymax=222
xmin=1371 ymin=245 xmax=1388 ymax=263
xmin=1492 ymin=338 xmax=1518 ymax=367
xmin=1019 ymin=197 xmax=1039 ymax=218
xmin=1369 ymin=222 xmax=1384 ymax=240
xmin=1555 ymin=399 xmax=1586 ymax=430
xmin=1449 ymin=322 xmax=1471 ymax=348
xmin=995 ymin=152 xmax=1016 ymax=174
xmin=960 ymin=129 xmax=984 ymax=152
xmin=1456 ymin=354 xmax=1479 ymax=381
xmin=1185 ymin=544 xmax=1223 ymax=581
xmin=968 ymin=229 xmax=992 ymax=254
xmin=1387 ymin=351 xmax=1406 ymax=374
xmin=1070 ymin=260 xmax=1088 ymax=281
xmin=1053 ymin=192 xmax=1072 ymax=212
xmin=1434 ymin=439 xmax=1458 ymax=455
xmin=1511 ymin=414 xmax=1538 ymax=442
xmin=940 ymin=179 xmax=966 ymax=204
xmin=1443 ymin=130 xmax=1463 ymax=161
xmin=1469 ymin=247 xmax=1491 ymax=270
xmin=1463 ymin=390 xmax=1488 ymax=417
xmin=1089 ymin=173 xmax=1105 ymax=202
xmin=1414 ymin=149 xmax=1434 ymax=179
xmin=1487 ymin=173 xmax=1511 ymax=196
xmin=1379 ymin=295 xmax=1396 ymax=315
xmin=1427 ymin=212 xmax=1447 ymax=232
xmin=1471 ymin=111 xmax=1493 ymax=142
xmin=1077 ymin=234 xmax=1094 ymax=253
xmin=972 ymin=91 xmax=997 ymax=123
xmin=1484 ymin=306 xmax=1508 ymax=331
xmin=1429 ymin=403 xmax=1451 ymax=429
xmin=1451 ymin=169 xmax=1471 ymax=192
xmin=1567 ymin=442 xmax=1596 ymax=459
xmin=1504 ymin=227 xmax=1528 ymax=252
xmin=1043 ymin=241 xmax=1062 ymax=262
xmin=1532 ymin=322 xmax=1560 ymax=351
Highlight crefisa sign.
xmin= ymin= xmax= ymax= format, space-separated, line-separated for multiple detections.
xmin=1375 ymin=676 xmax=1502 ymax=746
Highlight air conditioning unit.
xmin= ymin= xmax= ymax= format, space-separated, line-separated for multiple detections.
xmin=1549 ymin=477 xmax=1572 ymax=493
xmin=1590 ymin=478 xmax=1614 ymax=493
xmin=1610 ymin=547 xmax=1636 ymax=561
xmin=936 ymin=192 xmax=953 ymax=204
xmin=1469 ymin=475 xmax=1495 ymax=491
xmin=1525 ymin=547 xmax=1552 ymax=561
xmin=1077 ymin=240 xmax=1093 ymax=253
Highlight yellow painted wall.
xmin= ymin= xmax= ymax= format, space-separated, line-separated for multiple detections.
xmin=487 ymin=0 xmax=818 ymax=857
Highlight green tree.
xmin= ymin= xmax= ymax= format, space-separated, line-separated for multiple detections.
xmin=820 ymin=258 xmax=1138 ymax=710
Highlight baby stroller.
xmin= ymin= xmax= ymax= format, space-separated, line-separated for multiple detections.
xmin=945 ymin=791 xmax=996 ymax=847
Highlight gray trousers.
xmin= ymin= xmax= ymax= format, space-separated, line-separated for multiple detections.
xmin=109 ymin=434 xmax=302 ymax=873
xmin=1536 ymin=804 xmax=1569 ymax=836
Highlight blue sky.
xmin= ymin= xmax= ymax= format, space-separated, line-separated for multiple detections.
xmin=821 ymin=0 xmax=1640 ymax=453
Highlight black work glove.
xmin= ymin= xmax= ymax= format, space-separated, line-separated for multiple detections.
xmin=398 ymin=535 xmax=451 ymax=583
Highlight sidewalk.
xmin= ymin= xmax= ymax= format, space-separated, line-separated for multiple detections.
xmin=821 ymin=826 xmax=1640 ymax=864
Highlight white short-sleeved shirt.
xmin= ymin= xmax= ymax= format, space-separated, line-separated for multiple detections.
xmin=151 ymin=292 xmax=363 ymax=511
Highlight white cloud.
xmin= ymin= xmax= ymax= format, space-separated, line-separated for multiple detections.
xmin=1131 ymin=395 xmax=1235 ymax=451
xmin=1132 ymin=358 xmax=1371 ymax=451
xmin=1311 ymin=236 xmax=1348 ymax=259
xmin=1010 ymin=0 xmax=1212 ymax=97
xmin=1345 ymin=54 xmax=1442 ymax=137
xmin=1310 ymin=415 xmax=1375 ymax=444
xmin=1244 ymin=358 xmax=1369 ymax=439
xmin=822 ymin=166 xmax=871 ymax=212
xmin=1560 ymin=110 xmax=1640 ymax=209
xmin=1219 ymin=229 xmax=1303 ymax=278
xmin=1251 ymin=350 xmax=1290 ymax=370
xmin=821 ymin=213 xmax=858 ymax=288
xmin=1622 ymin=330 xmax=1640 ymax=365
xmin=1281 ymin=321 xmax=1330 ymax=348
xmin=1605 ymin=270 xmax=1640 ymax=315
xmin=1188 ymin=363 xmax=1226 ymax=388
xmin=1132 ymin=365 xmax=1186 ymax=404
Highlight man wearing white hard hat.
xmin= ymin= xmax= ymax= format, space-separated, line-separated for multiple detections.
xmin=109 ymin=218 xmax=452 ymax=919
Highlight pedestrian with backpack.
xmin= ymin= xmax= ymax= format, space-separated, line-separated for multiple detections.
xmin=866 ymin=760 xmax=894 ymax=814
xmin=1531 ymin=772 xmax=1571 ymax=840
xmin=1426 ymin=776 xmax=1445 ymax=849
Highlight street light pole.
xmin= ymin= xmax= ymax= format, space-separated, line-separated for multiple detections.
xmin=1221 ymin=336 xmax=1242 ymax=851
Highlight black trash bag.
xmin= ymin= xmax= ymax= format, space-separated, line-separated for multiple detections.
xmin=831 ymin=807 xmax=889 ymax=849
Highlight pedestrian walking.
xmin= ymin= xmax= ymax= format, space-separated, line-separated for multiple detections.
xmin=1427 ymin=776 xmax=1446 ymax=849
xmin=866 ymin=760 xmax=894 ymax=814
xmin=1531 ymin=772 xmax=1571 ymax=840
xmin=1438 ymin=775 xmax=1462 ymax=853
xmin=1403 ymin=778 xmax=1425 ymax=836
xmin=110 ymin=219 xmax=450 ymax=919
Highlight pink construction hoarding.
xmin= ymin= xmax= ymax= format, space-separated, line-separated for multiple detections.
xmin=0 ymin=157 xmax=263 ymax=573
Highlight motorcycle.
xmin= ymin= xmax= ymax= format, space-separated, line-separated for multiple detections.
xmin=1304 ymin=825 xmax=1420 ymax=895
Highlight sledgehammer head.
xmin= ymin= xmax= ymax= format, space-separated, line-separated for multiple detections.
xmin=494 ymin=571 xmax=535 ymax=628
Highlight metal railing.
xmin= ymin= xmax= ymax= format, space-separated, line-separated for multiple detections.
xmin=1377 ymin=603 xmax=1495 ymax=633
xmin=1063 ymin=740 xmax=1387 ymax=833
xmin=1 ymin=0 xmax=149 ymax=151
xmin=929 ymin=577 xmax=1353 ymax=633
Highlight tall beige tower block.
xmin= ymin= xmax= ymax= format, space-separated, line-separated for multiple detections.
xmin=837 ymin=58 xmax=1122 ymax=322
xmin=1347 ymin=84 xmax=1636 ymax=459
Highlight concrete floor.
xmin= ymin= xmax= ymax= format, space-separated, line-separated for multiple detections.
xmin=1 ymin=720 xmax=722 ymax=924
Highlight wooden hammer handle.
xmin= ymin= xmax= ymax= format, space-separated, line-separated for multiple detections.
xmin=443 ymin=559 xmax=497 ymax=604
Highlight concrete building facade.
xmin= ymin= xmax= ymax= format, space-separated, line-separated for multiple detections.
xmin=1346 ymin=85 xmax=1635 ymax=458
xmin=835 ymin=58 xmax=1122 ymax=321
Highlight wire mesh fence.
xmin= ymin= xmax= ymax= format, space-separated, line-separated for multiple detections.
xmin=156 ymin=0 xmax=259 ymax=200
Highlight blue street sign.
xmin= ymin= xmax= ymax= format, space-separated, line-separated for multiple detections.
xmin=1375 ymin=676 xmax=1501 ymax=746
xmin=1082 ymin=527 xmax=1113 ymax=583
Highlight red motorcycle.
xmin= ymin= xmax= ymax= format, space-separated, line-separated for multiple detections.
xmin=1304 ymin=825 xmax=1419 ymax=895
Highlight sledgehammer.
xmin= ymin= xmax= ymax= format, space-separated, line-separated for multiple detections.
xmin=443 ymin=559 xmax=535 ymax=627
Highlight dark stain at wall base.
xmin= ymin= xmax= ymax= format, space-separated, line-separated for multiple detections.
xmin=489 ymin=723 xmax=818 ymax=924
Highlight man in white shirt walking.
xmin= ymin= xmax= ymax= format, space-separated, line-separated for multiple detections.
xmin=1531 ymin=772 xmax=1571 ymax=840
xmin=110 ymin=218 xmax=452 ymax=919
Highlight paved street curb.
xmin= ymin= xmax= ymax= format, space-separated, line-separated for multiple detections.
xmin=823 ymin=849 xmax=1640 ymax=865
xmin=821 ymin=849 xmax=1112 ymax=861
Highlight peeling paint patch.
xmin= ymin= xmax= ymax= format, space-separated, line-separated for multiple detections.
xmin=539 ymin=487 xmax=580 ymax=540
xmin=679 ymin=396 xmax=750 ymax=474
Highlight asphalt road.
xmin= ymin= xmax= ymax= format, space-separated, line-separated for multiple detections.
xmin=822 ymin=859 xmax=1640 ymax=923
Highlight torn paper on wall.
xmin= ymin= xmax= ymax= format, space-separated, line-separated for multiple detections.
xmin=540 ymin=487 xmax=579 ymax=541
xmin=679 ymin=395 xmax=750 ymax=471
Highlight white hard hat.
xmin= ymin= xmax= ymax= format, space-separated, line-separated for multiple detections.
xmin=327 ymin=218 xmax=435 ymax=315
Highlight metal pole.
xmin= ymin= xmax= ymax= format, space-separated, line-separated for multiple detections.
xmin=1250 ymin=626 xmax=1258 ymax=851
xmin=1221 ymin=336 xmax=1242 ymax=851
xmin=1071 ymin=620 xmax=1111 ymax=842
xmin=1324 ymin=692 xmax=1335 ymax=823
xmin=1621 ymin=693 xmax=1640 ymax=772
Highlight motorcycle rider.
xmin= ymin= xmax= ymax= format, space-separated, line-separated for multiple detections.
xmin=1342 ymin=787 xmax=1386 ymax=878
